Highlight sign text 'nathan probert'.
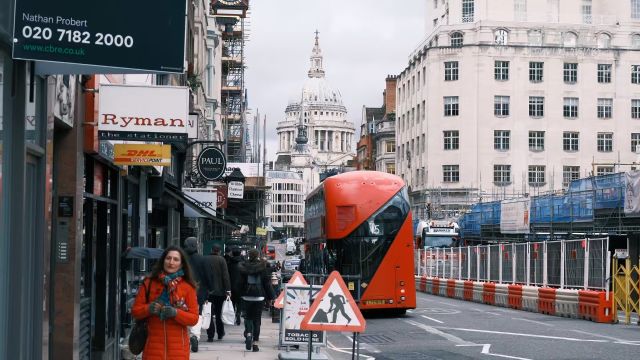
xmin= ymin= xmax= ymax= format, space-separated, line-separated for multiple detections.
xmin=98 ymin=84 xmax=189 ymax=142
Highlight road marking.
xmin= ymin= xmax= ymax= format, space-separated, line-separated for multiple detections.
xmin=511 ymin=317 xmax=553 ymax=327
xmin=405 ymin=320 xmax=473 ymax=345
xmin=485 ymin=312 xmax=502 ymax=316
xmin=326 ymin=340 xmax=376 ymax=359
xmin=345 ymin=335 xmax=381 ymax=353
xmin=570 ymin=330 xmax=640 ymax=346
xmin=438 ymin=327 xmax=608 ymax=342
xmin=457 ymin=344 xmax=532 ymax=360
xmin=421 ymin=315 xmax=444 ymax=324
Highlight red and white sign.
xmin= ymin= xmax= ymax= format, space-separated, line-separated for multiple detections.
xmin=274 ymin=271 xmax=307 ymax=309
xmin=98 ymin=84 xmax=189 ymax=142
xmin=300 ymin=271 xmax=366 ymax=333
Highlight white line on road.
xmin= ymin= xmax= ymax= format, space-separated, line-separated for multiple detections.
xmin=438 ymin=327 xmax=608 ymax=342
xmin=570 ymin=330 xmax=640 ymax=346
xmin=405 ymin=320 xmax=473 ymax=345
xmin=511 ymin=317 xmax=554 ymax=327
xmin=345 ymin=335 xmax=381 ymax=353
xmin=326 ymin=340 xmax=376 ymax=359
xmin=457 ymin=344 xmax=532 ymax=360
xmin=421 ymin=315 xmax=444 ymax=324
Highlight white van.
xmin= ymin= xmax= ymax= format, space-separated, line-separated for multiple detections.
xmin=286 ymin=240 xmax=296 ymax=255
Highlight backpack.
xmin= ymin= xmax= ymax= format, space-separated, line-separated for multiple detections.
xmin=245 ymin=273 xmax=264 ymax=298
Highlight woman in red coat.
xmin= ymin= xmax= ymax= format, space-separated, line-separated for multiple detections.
xmin=132 ymin=246 xmax=199 ymax=359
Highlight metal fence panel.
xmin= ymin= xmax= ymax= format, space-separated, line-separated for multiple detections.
xmin=588 ymin=238 xmax=608 ymax=290
xmin=470 ymin=247 xmax=478 ymax=280
xmin=546 ymin=241 xmax=562 ymax=287
xmin=529 ymin=242 xmax=544 ymax=286
xmin=515 ymin=243 xmax=527 ymax=284
xmin=502 ymin=244 xmax=513 ymax=283
xmin=565 ymin=239 xmax=586 ymax=288
xmin=479 ymin=246 xmax=488 ymax=281
xmin=444 ymin=248 xmax=452 ymax=279
xmin=489 ymin=245 xmax=500 ymax=282
xmin=461 ymin=247 xmax=470 ymax=280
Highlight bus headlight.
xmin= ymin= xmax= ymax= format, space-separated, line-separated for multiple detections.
xmin=389 ymin=299 xmax=394 ymax=304
xmin=400 ymin=289 xmax=406 ymax=294
xmin=400 ymin=296 xmax=406 ymax=301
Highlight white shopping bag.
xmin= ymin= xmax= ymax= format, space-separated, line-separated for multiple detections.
xmin=221 ymin=296 xmax=236 ymax=325
xmin=201 ymin=301 xmax=212 ymax=330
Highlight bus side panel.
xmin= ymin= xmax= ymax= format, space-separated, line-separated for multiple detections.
xmin=359 ymin=213 xmax=417 ymax=310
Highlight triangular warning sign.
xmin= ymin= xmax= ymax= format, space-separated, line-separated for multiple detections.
xmin=274 ymin=271 xmax=307 ymax=309
xmin=300 ymin=271 xmax=366 ymax=333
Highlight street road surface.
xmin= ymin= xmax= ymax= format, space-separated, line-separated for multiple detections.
xmin=325 ymin=291 xmax=640 ymax=360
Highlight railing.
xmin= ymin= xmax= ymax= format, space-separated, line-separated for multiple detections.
xmin=414 ymin=237 xmax=610 ymax=290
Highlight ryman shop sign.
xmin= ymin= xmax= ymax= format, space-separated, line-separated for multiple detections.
xmin=98 ymin=84 xmax=189 ymax=142
xmin=197 ymin=147 xmax=226 ymax=181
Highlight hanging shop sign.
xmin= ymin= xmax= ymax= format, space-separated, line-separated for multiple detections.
xmin=197 ymin=147 xmax=226 ymax=181
xmin=224 ymin=162 xmax=263 ymax=177
xmin=216 ymin=185 xmax=228 ymax=209
xmin=188 ymin=114 xmax=199 ymax=139
xmin=98 ymin=84 xmax=189 ymax=142
xmin=183 ymin=188 xmax=217 ymax=217
xmin=12 ymin=0 xmax=186 ymax=73
xmin=113 ymin=144 xmax=171 ymax=167
xmin=227 ymin=180 xmax=244 ymax=199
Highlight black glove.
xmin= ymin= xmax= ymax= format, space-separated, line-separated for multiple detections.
xmin=148 ymin=301 xmax=162 ymax=316
xmin=160 ymin=306 xmax=177 ymax=320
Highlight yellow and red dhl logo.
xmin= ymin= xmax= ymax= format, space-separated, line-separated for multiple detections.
xmin=113 ymin=144 xmax=171 ymax=166
xmin=125 ymin=150 xmax=158 ymax=156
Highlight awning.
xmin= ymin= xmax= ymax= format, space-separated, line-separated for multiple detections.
xmin=165 ymin=186 xmax=240 ymax=230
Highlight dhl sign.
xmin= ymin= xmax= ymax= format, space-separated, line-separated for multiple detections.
xmin=113 ymin=144 xmax=171 ymax=166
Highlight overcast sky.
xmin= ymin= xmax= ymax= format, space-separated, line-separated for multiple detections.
xmin=245 ymin=0 xmax=426 ymax=163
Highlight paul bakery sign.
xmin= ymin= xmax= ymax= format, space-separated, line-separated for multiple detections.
xmin=12 ymin=0 xmax=186 ymax=73
xmin=198 ymin=147 xmax=226 ymax=181
xmin=98 ymin=84 xmax=189 ymax=142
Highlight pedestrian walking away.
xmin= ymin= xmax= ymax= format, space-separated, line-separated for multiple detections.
xmin=131 ymin=246 xmax=199 ymax=359
xmin=207 ymin=245 xmax=231 ymax=342
xmin=183 ymin=237 xmax=215 ymax=352
xmin=239 ymin=248 xmax=275 ymax=352
xmin=227 ymin=247 xmax=245 ymax=325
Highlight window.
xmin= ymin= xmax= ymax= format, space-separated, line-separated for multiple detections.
xmin=563 ymin=32 xmax=577 ymax=47
xmin=529 ymin=96 xmax=544 ymax=117
xmin=528 ymin=165 xmax=546 ymax=186
xmin=631 ymin=133 xmax=640 ymax=152
xmin=444 ymin=96 xmax=459 ymax=116
xmin=633 ymin=99 xmax=640 ymax=119
xmin=582 ymin=0 xmax=592 ymax=24
xmin=633 ymin=0 xmax=640 ymax=19
xmin=564 ymin=97 xmax=579 ymax=118
xmin=443 ymin=165 xmax=460 ymax=182
xmin=564 ymin=63 xmax=578 ymax=83
xmin=386 ymin=163 xmax=396 ymax=174
xmin=514 ymin=0 xmax=527 ymax=21
xmin=462 ymin=0 xmax=474 ymax=22
xmin=598 ymin=64 xmax=612 ymax=83
xmin=443 ymin=130 xmax=459 ymax=150
xmin=445 ymin=61 xmax=459 ymax=81
xmin=597 ymin=33 xmax=611 ymax=48
xmin=494 ymin=165 xmax=511 ymax=185
xmin=632 ymin=65 xmax=640 ymax=84
xmin=529 ymin=131 xmax=545 ymax=151
xmin=385 ymin=140 xmax=395 ymax=153
xmin=597 ymin=98 xmax=613 ymax=119
xmin=494 ymin=130 xmax=510 ymax=150
xmin=563 ymin=132 xmax=579 ymax=151
xmin=451 ymin=32 xmax=464 ymax=47
xmin=597 ymin=166 xmax=614 ymax=176
xmin=529 ymin=62 xmax=544 ymax=82
xmin=563 ymin=166 xmax=580 ymax=187
xmin=417 ymin=71 xmax=420 ymax=90
xmin=495 ymin=61 xmax=509 ymax=80
xmin=597 ymin=132 xmax=613 ymax=152
xmin=633 ymin=35 xmax=640 ymax=49
xmin=494 ymin=29 xmax=508 ymax=45
xmin=494 ymin=96 xmax=510 ymax=116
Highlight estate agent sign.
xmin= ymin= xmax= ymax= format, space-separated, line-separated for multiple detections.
xmin=98 ymin=84 xmax=189 ymax=142
xmin=13 ymin=0 xmax=186 ymax=73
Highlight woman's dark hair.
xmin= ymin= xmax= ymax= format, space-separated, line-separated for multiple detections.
xmin=149 ymin=246 xmax=197 ymax=288
xmin=248 ymin=248 xmax=259 ymax=261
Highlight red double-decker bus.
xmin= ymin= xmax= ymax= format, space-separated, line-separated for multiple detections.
xmin=304 ymin=171 xmax=416 ymax=313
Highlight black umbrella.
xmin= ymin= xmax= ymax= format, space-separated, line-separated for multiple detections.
xmin=124 ymin=247 xmax=164 ymax=259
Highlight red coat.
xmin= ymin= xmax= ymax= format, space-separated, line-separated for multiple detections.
xmin=132 ymin=277 xmax=199 ymax=360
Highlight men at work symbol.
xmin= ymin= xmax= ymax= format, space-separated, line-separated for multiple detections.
xmin=327 ymin=292 xmax=351 ymax=324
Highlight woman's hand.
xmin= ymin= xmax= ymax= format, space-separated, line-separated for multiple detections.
xmin=160 ymin=306 xmax=177 ymax=320
xmin=149 ymin=301 xmax=163 ymax=316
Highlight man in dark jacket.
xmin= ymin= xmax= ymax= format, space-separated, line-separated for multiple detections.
xmin=227 ymin=248 xmax=244 ymax=325
xmin=183 ymin=237 xmax=213 ymax=352
xmin=239 ymin=249 xmax=275 ymax=352
xmin=207 ymin=245 xmax=231 ymax=341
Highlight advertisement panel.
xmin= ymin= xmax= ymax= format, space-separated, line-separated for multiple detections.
xmin=624 ymin=171 xmax=640 ymax=217
xmin=281 ymin=285 xmax=325 ymax=346
xmin=13 ymin=0 xmax=186 ymax=73
xmin=183 ymin=188 xmax=217 ymax=218
xmin=113 ymin=144 xmax=171 ymax=166
xmin=98 ymin=84 xmax=189 ymax=142
xmin=224 ymin=163 xmax=263 ymax=177
xmin=500 ymin=198 xmax=531 ymax=234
